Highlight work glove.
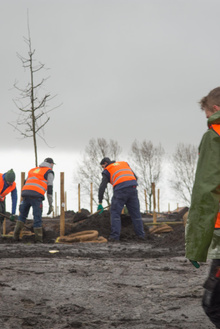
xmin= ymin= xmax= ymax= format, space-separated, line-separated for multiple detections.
xmin=190 ymin=260 xmax=200 ymax=269
xmin=10 ymin=215 xmax=15 ymax=222
xmin=97 ymin=204 xmax=104 ymax=214
xmin=47 ymin=205 xmax=54 ymax=215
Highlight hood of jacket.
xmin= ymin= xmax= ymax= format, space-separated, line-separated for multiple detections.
xmin=39 ymin=161 xmax=53 ymax=169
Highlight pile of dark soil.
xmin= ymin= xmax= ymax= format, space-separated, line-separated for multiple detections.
xmin=71 ymin=209 xmax=185 ymax=249
xmin=1 ymin=209 xmax=185 ymax=256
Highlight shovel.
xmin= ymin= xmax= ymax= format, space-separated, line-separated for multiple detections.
xmin=0 ymin=212 xmax=32 ymax=231
xmin=73 ymin=205 xmax=110 ymax=223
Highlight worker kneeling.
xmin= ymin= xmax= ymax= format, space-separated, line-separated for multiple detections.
xmin=97 ymin=157 xmax=145 ymax=242
xmin=14 ymin=158 xmax=55 ymax=243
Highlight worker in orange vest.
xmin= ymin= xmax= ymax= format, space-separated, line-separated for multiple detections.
xmin=13 ymin=158 xmax=55 ymax=243
xmin=0 ymin=169 xmax=17 ymax=235
xmin=97 ymin=157 xmax=145 ymax=242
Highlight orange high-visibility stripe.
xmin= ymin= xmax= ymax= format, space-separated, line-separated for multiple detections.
xmin=22 ymin=167 xmax=49 ymax=196
xmin=0 ymin=173 xmax=16 ymax=201
xmin=106 ymin=161 xmax=136 ymax=187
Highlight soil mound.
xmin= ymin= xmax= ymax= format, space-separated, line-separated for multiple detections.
xmin=1 ymin=209 xmax=185 ymax=257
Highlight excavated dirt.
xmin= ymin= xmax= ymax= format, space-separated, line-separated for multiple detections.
xmin=0 ymin=210 xmax=214 ymax=328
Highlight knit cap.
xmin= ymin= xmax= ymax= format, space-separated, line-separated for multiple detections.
xmin=5 ymin=169 xmax=15 ymax=183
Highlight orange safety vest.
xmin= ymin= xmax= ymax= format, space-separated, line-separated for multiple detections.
xmin=0 ymin=173 xmax=16 ymax=201
xmin=209 ymin=124 xmax=220 ymax=228
xmin=106 ymin=161 xmax=136 ymax=187
xmin=22 ymin=167 xmax=50 ymax=196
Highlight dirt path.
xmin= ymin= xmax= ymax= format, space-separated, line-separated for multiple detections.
xmin=0 ymin=243 xmax=215 ymax=329
xmin=0 ymin=211 xmax=215 ymax=328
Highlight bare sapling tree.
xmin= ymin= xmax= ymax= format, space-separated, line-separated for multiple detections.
xmin=10 ymin=16 xmax=60 ymax=166
xmin=130 ymin=140 xmax=165 ymax=212
xmin=169 ymin=143 xmax=198 ymax=206
xmin=76 ymin=138 xmax=122 ymax=207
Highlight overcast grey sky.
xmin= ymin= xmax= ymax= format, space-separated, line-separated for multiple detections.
xmin=1 ymin=0 xmax=220 ymax=211
xmin=2 ymin=0 xmax=220 ymax=154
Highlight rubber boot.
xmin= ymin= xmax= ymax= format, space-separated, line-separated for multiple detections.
xmin=34 ymin=227 xmax=43 ymax=243
xmin=13 ymin=221 xmax=24 ymax=241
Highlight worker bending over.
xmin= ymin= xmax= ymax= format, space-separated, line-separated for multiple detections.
xmin=14 ymin=158 xmax=55 ymax=243
xmin=0 ymin=169 xmax=17 ymax=235
xmin=98 ymin=157 xmax=145 ymax=242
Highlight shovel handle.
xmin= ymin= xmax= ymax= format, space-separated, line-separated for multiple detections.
xmin=0 ymin=212 xmax=11 ymax=220
xmin=0 ymin=212 xmax=31 ymax=231
xmin=88 ymin=205 xmax=110 ymax=217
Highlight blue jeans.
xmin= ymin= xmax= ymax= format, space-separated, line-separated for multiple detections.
xmin=110 ymin=186 xmax=145 ymax=240
xmin=18 ymin=197 xmax=43 ymax=228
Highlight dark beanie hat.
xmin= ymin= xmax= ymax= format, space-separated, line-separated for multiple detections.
xmin=100 ymin=157 xmax=111 ymax=165
xmin=5 ymin=169 xmax=15 ymax=183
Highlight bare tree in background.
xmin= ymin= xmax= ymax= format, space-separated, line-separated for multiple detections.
xmin=76 ymin=138 xmax=122 ymax=207
xmin=10 ymin=15 xmax=60 ymax=166
xmin=170 ymin=143 xmax=198 ymax=206
xmin=130 ymin=140 xmax=165 ymax=212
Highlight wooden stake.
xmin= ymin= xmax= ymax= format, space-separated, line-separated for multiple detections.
xmin=144 ymin=189 xmax=148 ymax=213
xmin=78 ymin=183 xmax=81 ymax=213
xmin=55 ymin=192 xmax=57 ymax=217
xmin=60 ymin=172 xmax=65 ymax=237
xmin=90 ymin=182 xmax=93 ymax=214
xmin=152 ymin=182 xmax=157 ymax=223
xmin=157 ymin=189 xmax=160 ymax=213
xmin=20 ymin=172 xmax=25 ymax=203
xmin=65 ymin=192 xmax=67 ymax=211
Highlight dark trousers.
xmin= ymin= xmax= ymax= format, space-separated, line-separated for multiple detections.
xmin=18 ymin=197 xmax=43 ymax=228
xmin=110 ymin=186 xmax=145 ymax=240
xmin=202 ymin=259 xmax=220 ymax=328
xmin=0 ymin=200 xmax=5 ymax=223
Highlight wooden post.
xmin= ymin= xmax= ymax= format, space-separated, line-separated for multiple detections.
xmin=157 ymin=189 xmax=160 ymax=213
xmin=55 ymin=192 xmax=57 ymax=217
xmin=90 ymin=182 xmax=93 ymax=214
xmin=168 ymin=203 xmax=170 ymax=213
xmin=20 ymin=172 xmax=25 ymax=203
xmin=60 ymin=172 xmax=65 ymax=237
xmin=78 ymin=183 xmax=81 ymax=213
xmin=144 ymin=189 xmax=148 ymax=213
xmin=65 ymin=192 xmax=67 ymax=211
xmin=177 ymin=203 xmax=179 ymax=211
xmin=152 ymin=182 xmax=157 ymax=223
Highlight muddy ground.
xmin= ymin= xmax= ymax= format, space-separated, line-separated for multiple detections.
xmin=0 ymin=210 xmax=215 ymax=329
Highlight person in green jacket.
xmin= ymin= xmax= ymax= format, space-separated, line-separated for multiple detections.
xmin=185 ymin=86 xmax=220 ymax=328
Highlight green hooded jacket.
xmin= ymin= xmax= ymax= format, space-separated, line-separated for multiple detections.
xmin=185 ymin=111 xmax=220 ymax=262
